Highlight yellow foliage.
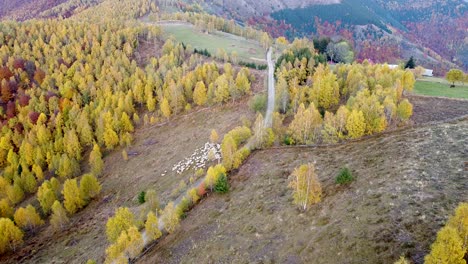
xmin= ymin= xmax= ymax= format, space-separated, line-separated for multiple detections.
xmin=205 ymin=164 xmax=227 ymax=189
xmin=145 ymin=211 xmax=162 ymax=242
xmin=0 ymin=218 xmax=23 ymax=254
xmin=193 ymin=81 xmax=207 ymax=106
xmin=425 ymin=226 xmax=465 ymax=264
xmin=106 ymin=207 xmax=136 ymax=243
xmin=288 ymin=103 xmax=323 ymax=144
xmin=79 ymin=173 xmax=101 ymax=200
xmin=62 ymin=179 xmax=85 ymax=214
xmin=14 ymin=205 xmax=44 ymax=230
xmin=0 ymin=199 xmax=13 ymax=218
xmin=37 ymin=181 xmax=57 ymax=214
xmin=210 ymin=129 xmax=219 ymax=144
xmin=89 ymin=143 xmax=104 ymax=176
xmin=346 ymin=110 xmax=366 ymax=139
xmin=50 ymin=201 xmax=69 ymax=230
xmin=288 ymin=163 xmax=322 ymax=211
xmin=7 ymin=183 xmax=24 ymax=205
xmin=397 ymin=99 xmax=413 ymax=122
xmin=144 ymin=189 xmax=160 ymax=212
xmin=161 ymin=202 xmax=180 ymax=234
xmin=160 ymin=97 xmax=171 ymax=118
xmin=188 ymin=188 xmax=200 ymax=204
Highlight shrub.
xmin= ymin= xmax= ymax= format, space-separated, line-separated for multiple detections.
xmin=249 ymin=94 xmax=267 ymax=113
xmin=336 ymin=167 xmax=354 ymax=185
xmin=214 ymin=173 xmax=229 ymax=194
xmin=176 ymin=197 xmax=190 ymax=218
xmin=138 ymin=191 xmax=146 ymax=204
xmin=283 ymin=135 xmax=295 ymax=145
xmin=197 ymin=182 xmax=207 ymax=197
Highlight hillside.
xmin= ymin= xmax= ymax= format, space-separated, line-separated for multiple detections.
xmin=0 ymin=0 xmax=66 ymax=20
xmin=139 ymin=107 xmax=468 ymax=264
xmin=199 ymin=0 xmax=467 ymax=74
xmin=0 ymin=0 xmax=467 ymax=264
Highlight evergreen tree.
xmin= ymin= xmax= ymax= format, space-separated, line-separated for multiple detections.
xmin=404 ymin=56 xmax=415 ymax=69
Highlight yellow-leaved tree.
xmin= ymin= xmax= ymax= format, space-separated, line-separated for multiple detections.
xmin=37 ymin=181 xmax=57 ymax=214
xmin=425 ymin=202 xmax=468 ymax=264
xmin=346 ymin=110 xmax=366 ymax=139
xmin=204 ymin=164 xmax=227 ymax=189
xmin=160 ymin=97 xmax=171 ymax=119
xmin=210 ymin=129 xmax=219 ymax=144
xmin=161 ymin=202 xmax=180 ymax=234
xmin=145 ymin=211 xmax=162 ymax=242
xmin=397 ymin=99 xmax=413 ymax=122
xmin=0 ymin=218 xmax=23 ymax=254
xmin=288 ymin=103 xmax=323 ymax=144
xmin=62 ymin=179 xmax=85 ymax=214
xmin=79 ymin=173 xmax=101 ymax=201
xmin=193 ymin=81 xmax=207 ymax=106
xmin=106 ymin=207 xmax=136 ymax=243
xmin=50 ymin=201 xmax=69 ymax=230
xmin=14 ymin=205 xmax=44 ymax=230
xmin=89 ymin=143 xmax=104 ymax=176
xmin=0 ymin=199 xmax=13 ymax=218
xmin=288 ymin=163 xmax=322 ymax=211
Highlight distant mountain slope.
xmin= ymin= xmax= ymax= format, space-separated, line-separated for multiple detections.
xmin=201 ymin=0 xmax=339 ymax=18
xmin=200 ymin=0 xmax=466 ymax=73
xmin=0 ymin=0 xmax=67 ymax=20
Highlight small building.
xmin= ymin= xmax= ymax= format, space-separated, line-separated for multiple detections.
xmin=423 ymin=69 xmax=433 ymax=77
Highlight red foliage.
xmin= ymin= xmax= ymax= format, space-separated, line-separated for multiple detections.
xmin=18 ymin=94 xmax=30 ymax=107
xmin=14 ymin=122 xmax=24 ymax=134
xmin=1 ymin=83 xmax=13 ymax=103
xmin=12 ymin=58 xmax=26 ymax=70
xmin=197 ymin=182 xmax=207 ymax=197
xmin=6 ymin=101 xmax=16 ymax=119
xmin=34 ymin=69 xmax=46 ymax=85
xmin=29 ymin=111 xmax=40 ymax=124
xmin=247 ymin=16 xmax=292 ymax=38
xmin=0 ymin=66 xmax=13 ymax=80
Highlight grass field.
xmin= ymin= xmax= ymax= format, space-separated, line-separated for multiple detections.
xmin=413 ymin=80 xmax=468 ymax=99
xmin=161 ymin=23 xmax=266 ymax=63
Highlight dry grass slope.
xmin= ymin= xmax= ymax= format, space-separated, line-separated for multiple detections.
xmin=137 ymin=97 xmax=468 ymax=264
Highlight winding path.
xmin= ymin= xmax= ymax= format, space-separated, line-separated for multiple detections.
xmin=264 ymin=47 xmax=275 ymax=127
xmin=134 ymin=47 xmax=277 ymax=262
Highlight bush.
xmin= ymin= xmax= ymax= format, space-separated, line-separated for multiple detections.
xmin=336 ymin=167 xmax=354 ymax=185
xmin=249 ymin=94 xmax=267 ymax=113
xmin=138 ymin=191 xmax=146 ymax=204
xmin=214 ymin=173 xmax=229 ymax=194
xmin=283 ymin=135 xmax=295 ymax=145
